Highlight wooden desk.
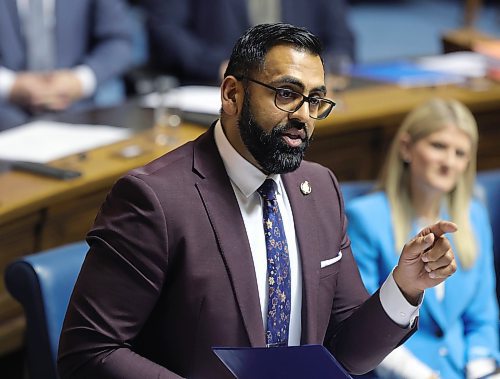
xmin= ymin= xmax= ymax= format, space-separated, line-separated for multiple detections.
xmin=1 ymin=80 xmax=500 ymax=356
xmin=0 ymin=117 xmax=206 ymax=356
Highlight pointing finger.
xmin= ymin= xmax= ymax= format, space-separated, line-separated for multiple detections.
xmin=417 ymin=220 xmax=457 ymax=239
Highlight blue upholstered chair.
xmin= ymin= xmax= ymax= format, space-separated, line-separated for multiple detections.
xmin=5 ymin=241 xmax=88 ymax=379
xmin=476 ymin=169 xmax=500 ymax=300
xmin=340 ymin=180 xmax=374 ymax=204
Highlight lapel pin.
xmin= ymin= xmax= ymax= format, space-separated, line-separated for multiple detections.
xmin=300 ymin=181 xmax=312 ymax=195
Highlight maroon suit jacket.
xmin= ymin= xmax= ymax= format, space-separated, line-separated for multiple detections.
xmin=58 ymin=126 xmax=414 ymax=378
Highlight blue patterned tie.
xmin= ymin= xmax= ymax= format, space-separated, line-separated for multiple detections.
xmin=257 ymin=179 xmax=291 ymax=347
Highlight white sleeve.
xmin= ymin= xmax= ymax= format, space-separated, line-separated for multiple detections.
xmin=0 ymin=67 xmax=17 ymax=99
xmin=379 ymin=269 xmax=421 ymax=327
xmin=72 ymin=65 xmax=97 ymax=97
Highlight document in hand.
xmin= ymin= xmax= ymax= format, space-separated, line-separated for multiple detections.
xmin=213 ymin=344 xmax=353 ymax=379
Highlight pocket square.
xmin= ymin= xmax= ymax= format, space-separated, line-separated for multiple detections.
xmin=321 ymin=251 xmax=342 ymax=268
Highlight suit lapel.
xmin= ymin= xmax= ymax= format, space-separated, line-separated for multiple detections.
xmin=282 ymin=172 xmax=320 ymax=344
xmin=193 ymin=127 xmax=266 ymax=347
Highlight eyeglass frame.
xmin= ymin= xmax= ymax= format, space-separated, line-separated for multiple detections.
xmin=236 ymin=76 xmax=336 ymax=120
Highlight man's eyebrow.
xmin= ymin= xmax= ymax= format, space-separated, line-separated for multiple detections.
xmin=271 ymin=76 xmax=326 ymax=95
xmin=311 ymin=85 xmax=327 ymax=96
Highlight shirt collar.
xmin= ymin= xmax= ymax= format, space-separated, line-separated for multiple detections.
xmin=214 ymin=120 xmax=281 ymax=197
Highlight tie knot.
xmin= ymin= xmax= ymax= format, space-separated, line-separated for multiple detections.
xmin=257 ymin=179 xmax=277 ymax=201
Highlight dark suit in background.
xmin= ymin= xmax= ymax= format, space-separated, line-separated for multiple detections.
xmin=0 ymin=0 xmax=133 ymax=130
xmin=144 ymin=0 xmax=356 ymax=84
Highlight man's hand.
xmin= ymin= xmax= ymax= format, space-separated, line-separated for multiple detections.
xmin=9 ymin=72 xmax=49 ymax=111
xmin=9 ymin=70 xmax=84 ymax=112
xmin=39 ymin=70 xmax=84 ymax=111
xmin=393 ymin=220 xmax=458 ymax=305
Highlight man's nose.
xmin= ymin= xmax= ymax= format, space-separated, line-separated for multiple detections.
xmin=290 ymin=101 xmax=310 ymax=124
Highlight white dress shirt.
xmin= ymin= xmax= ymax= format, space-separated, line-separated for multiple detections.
xmin=214 ymin=120 xmax=420 ymax=346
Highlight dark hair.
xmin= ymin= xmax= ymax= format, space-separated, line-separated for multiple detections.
xmin=224 ymin=23 xmax=323 ymax=79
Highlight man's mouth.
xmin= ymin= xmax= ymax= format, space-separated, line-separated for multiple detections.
xmin=281 ymin=128 xmax=306 ymax=148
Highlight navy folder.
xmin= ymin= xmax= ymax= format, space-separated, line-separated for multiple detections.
xmin=213 ymin=344 xmax=353 ymax=378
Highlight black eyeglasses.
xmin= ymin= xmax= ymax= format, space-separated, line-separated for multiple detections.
xmin=237 ymin=76 xmax=335 ymax=120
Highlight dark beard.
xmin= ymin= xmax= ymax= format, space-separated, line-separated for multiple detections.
xmin=238 ymin=95 xmax=310 ymax=174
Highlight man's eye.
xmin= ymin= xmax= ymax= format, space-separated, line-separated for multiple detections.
xmin=309 ymin=97 xmax=320 ymax=106
xmin=276 ymin=88 xmax=296 ymax=99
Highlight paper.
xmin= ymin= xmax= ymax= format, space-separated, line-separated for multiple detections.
xmin=417 ymin=52 xmax=488 ymax=78
xmin=141 ymin=85 xmax=221 ymax=116
xmin=0 ymin=121 xmax=132 ymax=163
xmin=213 ymin=344 xmax=353 ymax=379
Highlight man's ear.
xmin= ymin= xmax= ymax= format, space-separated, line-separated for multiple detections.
xmin=221 ymin=76 xmax=243 ymax=116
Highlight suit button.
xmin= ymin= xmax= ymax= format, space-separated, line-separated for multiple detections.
xmin=439 ymin=347 xmax=448 ymax=356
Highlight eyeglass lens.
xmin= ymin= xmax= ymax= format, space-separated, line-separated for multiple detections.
xmin=274 ymin=88 xmax=332 ymax=119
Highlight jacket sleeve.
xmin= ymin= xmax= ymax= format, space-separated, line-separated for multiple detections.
xmin=325 ymin=179 xmax=415 ymax=375
xmin=57 ymin=175 xmax=183 ymax=379
xmin=280 ymin=0 xmax=356 ymax=63
xmin=318 ymin=0 xmax=356 ymax=62
xmin=82 ymin=0 xmax=134 ymax=84
xmin=144 ymin=0 xmax=241 ymax=83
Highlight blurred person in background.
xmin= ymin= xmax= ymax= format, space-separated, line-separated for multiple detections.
xmin=143 ymin=0 xmax=355 ymax=85
xmin=347 ymin=98 xmax=500 ymax=379
xmin=0 ymin=0 xmax=134 ymax=131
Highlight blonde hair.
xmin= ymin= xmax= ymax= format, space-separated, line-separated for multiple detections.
xmin=377 ymin=98 xmax=479 ymax=269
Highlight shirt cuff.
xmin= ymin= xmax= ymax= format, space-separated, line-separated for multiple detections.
xmin=466 ymin=358 xmax=497 ymax=379
xmin=0 ymin=67 xmax=17 ymax=100
xmin=72 ymin=65 xmax=97 ymax=97
xmin=379 ymin=269 xmax=421 ymax=327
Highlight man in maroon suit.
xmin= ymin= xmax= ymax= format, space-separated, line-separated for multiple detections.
xmin=58 ymin=23 xmax=457 ymax=379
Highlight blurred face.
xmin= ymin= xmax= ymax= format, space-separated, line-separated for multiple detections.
xmin=237 ymin=45 xmax=326 ymax=174
xmin=402 ymin=124 xmax=472 ymax=196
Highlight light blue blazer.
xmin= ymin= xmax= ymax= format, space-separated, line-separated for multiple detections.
xmin=346 ymin=192 xmax=499 ymax=379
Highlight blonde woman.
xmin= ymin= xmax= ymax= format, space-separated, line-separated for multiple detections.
xmin=347 ymin=98 xmax=499 ymax=379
